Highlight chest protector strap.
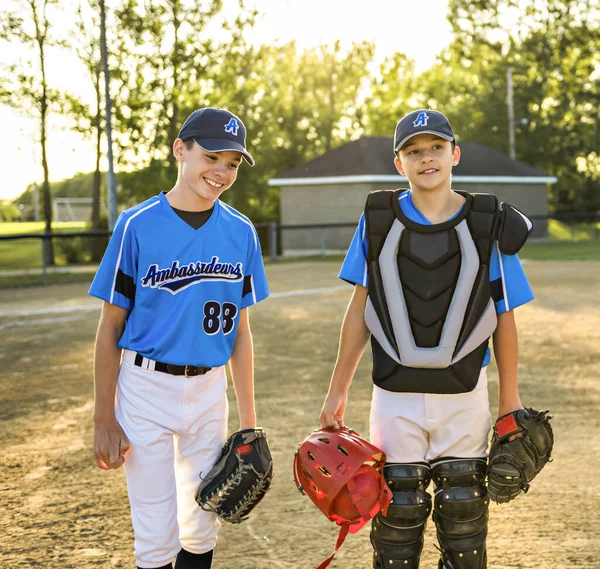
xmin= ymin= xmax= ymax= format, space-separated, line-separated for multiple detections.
xmin=364 ymin=189 xmax=502 ymax=394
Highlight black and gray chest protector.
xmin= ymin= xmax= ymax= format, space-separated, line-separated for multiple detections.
xmin=364 ymin=189 xmax=532 ymax=394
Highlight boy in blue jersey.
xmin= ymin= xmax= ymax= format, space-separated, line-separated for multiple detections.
xmin=320 ymin=110 xmax=534 ymax=568
xmin=89 ymin=107 xmax=269 ymax=569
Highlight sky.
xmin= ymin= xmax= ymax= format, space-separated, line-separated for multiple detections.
xmin=1 ymin=0 xmax=453 ymax=202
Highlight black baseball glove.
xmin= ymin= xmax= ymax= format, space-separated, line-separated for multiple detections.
xmin=195 ymin=428 xmax=273 ymax=523
xmin=487 ymin=407 xmax=554 ymax=504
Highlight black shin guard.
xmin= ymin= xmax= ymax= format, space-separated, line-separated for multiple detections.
xmin=432 ymin=459 xmax=489 ymax=569
xmin=370 ymin=463 xmax=432 ymax=569
xmin=174 ymin=549 xmax=214 ymax=569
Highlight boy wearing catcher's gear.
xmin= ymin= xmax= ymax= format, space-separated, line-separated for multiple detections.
xmin=320 ymin=110 xmax=536 ymax=569
xmin=90 ymin=107 xmax=269 ymax=569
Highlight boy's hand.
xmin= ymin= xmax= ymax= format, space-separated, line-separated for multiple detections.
xmin=320 ymin=392 xmax=347 ymax=430
xmin=94 ymin=419 xmax=130 ymax=470
xmin=498 ymin=400 xmax=524 ymax=441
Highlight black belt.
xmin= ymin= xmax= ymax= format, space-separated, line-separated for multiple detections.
xmin=134 ymin=353 xmax=212 ymax=377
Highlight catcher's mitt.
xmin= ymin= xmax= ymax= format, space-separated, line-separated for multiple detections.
xmin=487 ymin=407 xmax=554 ymax=504
xmin=195 ymin=428 xmax=273 ymax=523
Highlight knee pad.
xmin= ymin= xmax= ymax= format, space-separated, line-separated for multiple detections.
xmin=371 ymin=463 xmax=432 ymax=569
xmin=432 ymin=458 xmax=488 ymax=569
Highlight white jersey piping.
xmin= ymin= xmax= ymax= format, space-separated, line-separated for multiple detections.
xmin=251 ymin=274 xmax=257 ymax=305
xmin=361 ymin=220 xmax=368 ymax=287
xmin=220 ymin=201 xmax=258 ymax=249
xmin=109 ymin=200 xmax=160 ymax=304
xmin=496 ymin=242 xmax=510 ymax=312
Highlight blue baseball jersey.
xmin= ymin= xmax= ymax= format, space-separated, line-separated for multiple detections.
xmin=89 ymin=192 xmax=269 ymax=367
xmin=339 ymin=190 xmax=534 ymax=367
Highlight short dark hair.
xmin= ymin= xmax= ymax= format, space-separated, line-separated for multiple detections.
xmin=184 ymin=139 xmax=195 ymax=150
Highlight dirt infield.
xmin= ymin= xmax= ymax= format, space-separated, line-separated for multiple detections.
xmin=1 ymin=260 xmax=599 ymax=568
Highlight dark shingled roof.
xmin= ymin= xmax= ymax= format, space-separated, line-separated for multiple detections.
xmin=274 ymin=136 xmax=549 ymax=179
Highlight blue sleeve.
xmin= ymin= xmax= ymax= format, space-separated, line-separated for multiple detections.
xmin=241 ymin=226 xmax=269 ymax=309
xmin=88 ymin=213 xmax=138 ymax=310
xmin=489 ymin=243 xmax=534 ymax=315
xmin=339 ymin=214 xmax=369 ymax=287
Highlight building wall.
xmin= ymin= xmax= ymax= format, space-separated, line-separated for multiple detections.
xmin=454 ymin=181 xmax=548 ymax=238
xmin=280 ymin=182 xmax=379 ymax=252
xmin=280 ymin=181 xmax=548 ymax=251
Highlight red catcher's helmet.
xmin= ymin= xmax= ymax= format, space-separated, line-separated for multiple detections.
xmin=293 ymin=427 xmax=392 ymax=534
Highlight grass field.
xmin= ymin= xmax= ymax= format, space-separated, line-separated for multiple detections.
xmin=0 ymin=260 xmax=599 ymax=568
xmin=520 ymin=240 xmax=600 ymax=260
xmin=0 ymin=222 xmax=87 ymax=235
xmin=0 ymin=222 xmax=90 ymax=272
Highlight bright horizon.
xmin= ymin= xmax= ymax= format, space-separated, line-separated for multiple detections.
xmin=1 ymin=0 xmax=453 ymax=202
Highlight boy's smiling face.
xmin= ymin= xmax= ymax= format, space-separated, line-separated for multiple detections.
xmin=394 ymin=134 xmax=460 ymax=193
xmin=174 ymin=138 xmax=242 ymax=207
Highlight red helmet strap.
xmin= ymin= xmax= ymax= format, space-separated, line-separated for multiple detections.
xmin=345 ymin=476 xmax=371 ymax=521
xmin=315 ymin=525 xmax=350 ymax=569
xmin=315 ymin=472 xmax=392 ymax=569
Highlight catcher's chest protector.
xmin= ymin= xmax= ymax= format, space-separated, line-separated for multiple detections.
xmin=365 ymin=189 xmax=502 ymax=394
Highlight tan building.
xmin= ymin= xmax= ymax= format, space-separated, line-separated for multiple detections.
xmin=268 ymin=137 xmax=556 ymax=254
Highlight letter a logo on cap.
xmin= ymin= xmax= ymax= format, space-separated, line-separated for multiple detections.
xmin=224 ymin=117 xmax=239 ymax=136
xmin=413 ymin=112 xmax=429 ymax=127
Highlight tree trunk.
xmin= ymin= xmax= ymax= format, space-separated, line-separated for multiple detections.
xmin=166 ymin=2 xmax=182 ymax=169
xmin=91 ymin=62 xmax=104 ymax=262
xmin=36 ymin=2 xmax=54 ymax=265
xmin=92 ymin=62 xmax=102 ymax=230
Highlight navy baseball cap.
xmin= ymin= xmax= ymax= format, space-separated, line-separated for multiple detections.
xmin=394 ymin=109 xmax=455 ymax=153
xmin=178 ymin=107 xmax=255 ymax=166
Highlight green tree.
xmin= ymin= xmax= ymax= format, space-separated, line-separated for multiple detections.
xmin=107 ymin=0 xmax=223 ymax=167
xmin=362 ymin=52 xmax=418 ymax=136
xmin=99 ymin=0 xmax=264 ymax=209
xmin=106 ymin=27 xmax=375 ymax=221
xmin=446 ymin=0 xmax=600 ymax=211
xmin=413 ymin=41 xmax=513 ymax=150
xmin=68 ymin=0 xmax=104 ymax=232
xmin=7 ymin=4 xmax=378 ymax=227
xmin=0 ymin=201 xmax=22 ymax=222
xmin=0 ymin=0 xmax=67 ymax=263
xmin=214 ymin=40 xmax=375 ymax=221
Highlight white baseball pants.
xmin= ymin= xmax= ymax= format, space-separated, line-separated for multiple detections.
xmin=370 ymin=368 xmax=492 ymax=463
xmin=116 ymin=350 xmax=229 ymax=569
